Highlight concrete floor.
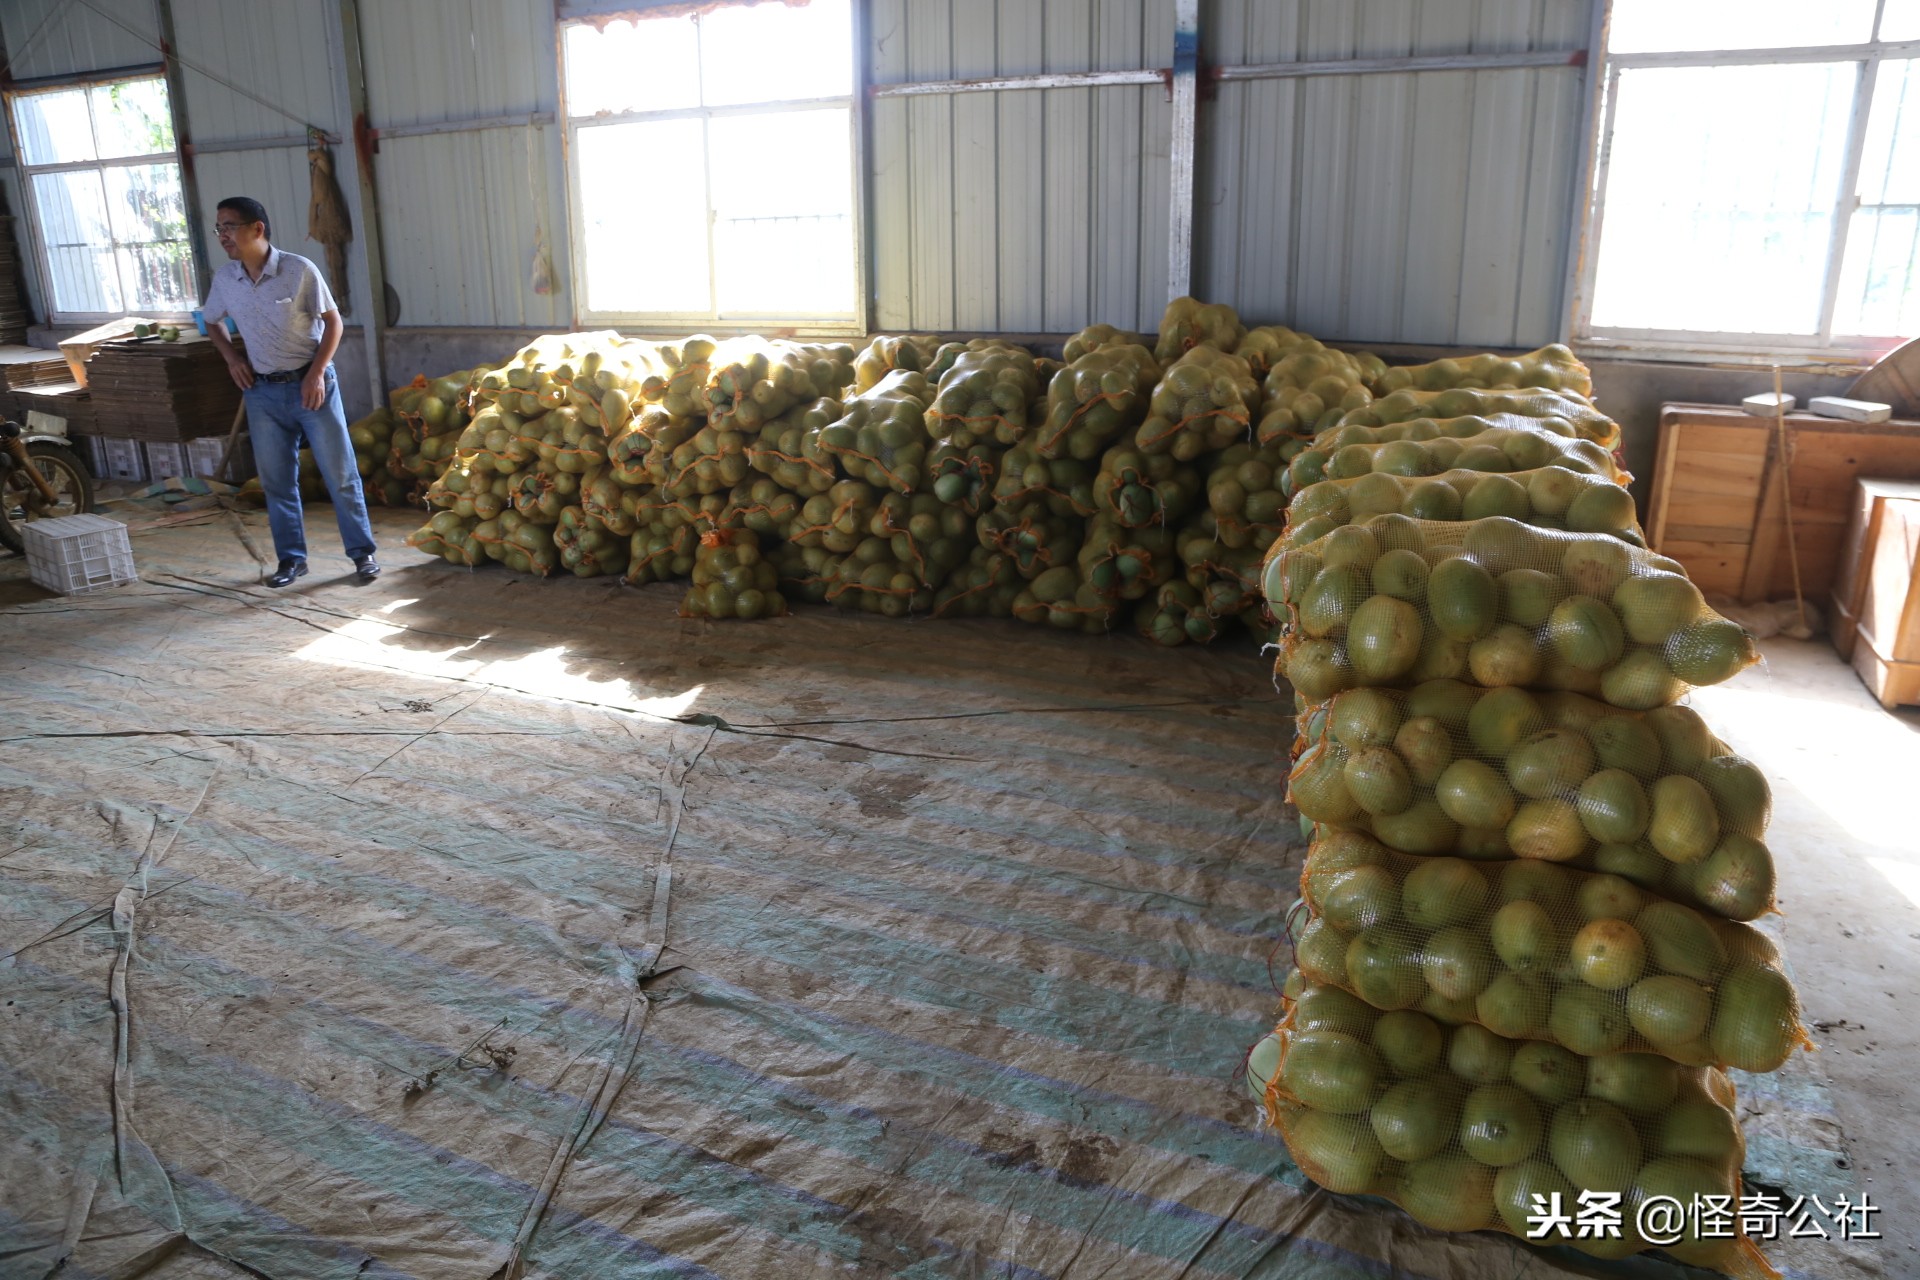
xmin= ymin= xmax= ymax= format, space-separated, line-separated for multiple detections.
xmin=1690 ymin=639 xmax=1920 ymax=1274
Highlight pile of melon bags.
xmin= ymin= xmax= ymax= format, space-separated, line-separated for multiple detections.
xmin=1246 ymin=352 xmax=1794 ymax=1277
xmin=347 ymin=299 xmax=1584 ymax=634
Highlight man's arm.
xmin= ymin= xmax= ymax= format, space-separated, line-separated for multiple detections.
xmin=206 ymin=322 xmax=253 ymax=391
xmin=301 ymin=309 xmax=344 ymax=411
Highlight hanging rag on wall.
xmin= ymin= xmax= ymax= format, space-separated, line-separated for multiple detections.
xmin=308 ymin=131 xmax=354 ymax=316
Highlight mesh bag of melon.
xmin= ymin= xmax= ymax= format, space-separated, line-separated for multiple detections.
xmin=1291 ymin=838 xmax=1809 ymax=1073
xmin=1285 ymin=470 xmax=1643 ymax=547
xmin=1289 ymin=683 xmax=1776 ymax=920
xmin=927 ymin=439 xmax=1002 ymax=516
xmin=1011 ymin=564 xmax=1123 ymax=634
xmin=552 ymin=505 xmax=630 ymax=579
xmin=931 ymin=547 xmax=1023 ymax=619
xmin=1135 ymin=346 xmax=1261 ymax=461
xmin=823 ymin=543 xmax=935 ymax=617
xmin=1337 ymin=386 xmax=1618 ymax=447
xmin=724 ymin=477 xmax=804 ymax=542
xmin=1033 ymin=342 xmax=1161 ymax=461
xmin=406 ymin=510 xmax=486 ymax=567
xmin=470 ymin=509 xmax=559 ymax=577
xmin=1153 ymin=295 xmax=1247 ymax=363
xmin=744 ymin=397 xmax=844 ymax=497
xmin=679 ymin=528 xmax=789 ymax=620
xmin=871 ymin=491 xmax=973 ymax=589
xmin=1266 ymin=517 xmax=1759 ymax=709
xmin=1062 ymin=322 xmax=1145 ymax=363
xmin=852 ymin=334 xmax=940 ymax=394
xmin=1095 ymin=428 xmax=1203 ymax=529
xmin=977 ymin=501 xmax=1083 ymax=581
xmin=1313 ymin=409 xmax=1621 ymax=469
xmin=1284 ymin=415 xmax=1629 ymax=506
xmin=1244 ymin=981 xmax=1780 ymax=1279
xmin=634 ymin=335 xmax=718 ymax=420
xmin=924 ymin=348 xmax=1040 ymax=449
xmin=627 ymin=522 xmax=698 ymax=585
xmin=812 ymin=368 xmax=933 ymax=494
xmin=702 ymin=338 xmax=854 ymax=431
xmin=1376 ymin=344 xmax=1594 ymax=400
xmin=1253 ymin=349 xmax=1385 ymax=445
xmin=1136 ymin=579 xmax=1225 ymax=646
xmin=1234 ymin=326 xmax=1382 ymax=386
xmin=991 ymin=447 xmax=1098 ymax=519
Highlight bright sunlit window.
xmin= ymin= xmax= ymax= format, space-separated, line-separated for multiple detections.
xmin=9 ymin=76 xmax=194 ymax=321
xmin=1580 ymin=0 xmax=1920 ymax=354
xmin=561 ymin=0 xmax=859 ymax=328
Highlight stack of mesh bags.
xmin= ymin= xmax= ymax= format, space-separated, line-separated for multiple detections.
xmin=1248 ymin=355 xmax=1799 ymax=1277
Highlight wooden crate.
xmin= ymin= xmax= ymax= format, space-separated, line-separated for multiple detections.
xmin=1831 ymin=479 xmax=1920 ymax=659
xmin=1848 ymin=487 xmax=1920 ymax=709
xmin=1647 ymin=403 xmax=1920 ymax=604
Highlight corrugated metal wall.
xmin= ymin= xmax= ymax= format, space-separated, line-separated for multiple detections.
xmin=358 ymin=0 xmax=569 ymax=330
xmin=1196 ymin=0 xmax=1589 ymax=347
xmin=170 ymin=0 xmax=360 ymax=318
xmin=2 ymin=0 xmax=1595 ymax=347
xmin=869 ymin=0 xmax=1175 ymax=335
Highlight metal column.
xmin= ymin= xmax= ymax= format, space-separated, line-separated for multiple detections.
xmin=336 ymin=0 xmax=389 ymax=415
xmin=1165 ymin=0 xmax=1199 ymax=302
xmin=154 ymin=0 xmax=213 ymax=303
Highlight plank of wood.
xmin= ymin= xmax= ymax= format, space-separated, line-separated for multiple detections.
xmin=1739 ymin=426 xmax=1786 ymax=604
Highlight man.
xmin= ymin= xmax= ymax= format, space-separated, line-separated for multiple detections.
xmin=202 ymin=196 xmax=378 ymax=587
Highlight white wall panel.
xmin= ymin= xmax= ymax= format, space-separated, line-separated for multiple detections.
xmin=0 ymin=0 xmax=159 ymax=82
xmin=1196 ymin=0 xmax=1592 ymax=347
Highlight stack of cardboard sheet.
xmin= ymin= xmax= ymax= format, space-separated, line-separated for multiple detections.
xmin=85 ymin=332 xmax=242 ymax=441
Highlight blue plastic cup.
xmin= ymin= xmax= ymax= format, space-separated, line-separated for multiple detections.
xmin=192 ymin=309 xmax=208 ymax=336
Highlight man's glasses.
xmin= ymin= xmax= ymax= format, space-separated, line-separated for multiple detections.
xmin=214 ymin=222 xmax=253 ymax=234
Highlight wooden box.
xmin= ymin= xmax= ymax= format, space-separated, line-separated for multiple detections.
xmin=1846 ymin=485 xmax=1920 ymax=709
xmin=1831 ymin=479 xmax=1920 ymax=659
xmin=1646 ymin=403 xmax=1920 ymax=604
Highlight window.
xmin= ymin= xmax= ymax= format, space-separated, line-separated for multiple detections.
xmin=1577 ymin=0 xmax=1920 ymax=356
xmin=560 ymin=0 xmax=861 ymax=330
xmin=10 ymin=76 xmax=194 ymax=321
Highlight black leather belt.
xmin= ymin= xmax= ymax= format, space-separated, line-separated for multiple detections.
xmin=255 ymin=366 xmax=312 ymax=384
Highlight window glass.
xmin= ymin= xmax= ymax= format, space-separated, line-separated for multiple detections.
xmin=14 ymin=89 xmax=96 ymax=166
xmin=563 ymin=16 xmax=699 ymax=115
xmin=91 ymin=79 xmax=175 ymax=158
xmin=576 ymin=119 xmax=711 ymax=314
xmin=1589 ymin=63 xmax=1855 ymax=333
xmin=103 ymin=164 xmax=194 ymax=309
xmin=1881 ymin=0 xmax=1920 ymax=41
xmin=1608 ymin=0 xmax=1877 ymax=54
xmin=708 ymin=109 xmax=855 ymax=314
xmin=33 ymin=170 xmax=123 ymax=313
xmin=699 ymin=0 xmax=853 ymax=107
xmin=1835 ymin=61 xmax=1920 ymax=334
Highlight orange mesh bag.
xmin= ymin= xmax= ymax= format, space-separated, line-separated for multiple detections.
xmin=702 ymin=337 xmax=831 ymax=431
xmin=471 ymin=509 xmax=558 ymax=577
xmin=789 ymin=480 xmax=882 ymax=556
xmin=991 ymin=446 xmax=1098 ymax=519
xmin=928 ymin=439 xmax=1001 ymax=516
xmin=1253 ymin=343 xmax=1385 ymax=444
xmin=1289 ymin=682 xmax=1777 ymax=921
xmin=1265 ymin=516 xmax=1759 ymax=708
xmin=1062 ymin=322 xmax=1145 ymax=362
xmin=636 ymin=334 xmax=718 ymax=420
xmin=406 ymin=510 xmax=485 ymax=566
xmin=1094 ymin=426 xmax=1203 ymax=529
xmin=823 ymin=539 xmax=935 ymax=618
xmin=1284 ymin=414 xmax=1629 ymax=500
xmin=580 ymin=465 xmax=640 ymax=537
xmin=727 ymin=477 xmax=804 ymax=541
xmin=815 ymin=369 xmax=933 ymax=494
xmin=1136 ymin=345 xmax=1261 ymax=460
xmin=1285 ymin=468 xmax=1643 ymax=546
xmin=745 ymin=396 xmax=843 ymax=497
xmin=1034 ymin=342 xmax=1160 ymax=462
xmin=553 ymin=505 xmax=630 ymax=579
xmin=1335 ymin=385 xmax=1618 ymax=447
xmin=927 ymin=347 xmax=1041 ymax=449
xmin=931 ymin=547 xmax=1023 ymax=619
xmin=1152 ymin=295 xmax=1246 ymax=363
xmin=679 ymin=528 xmax=788 ymax=620
xmin=1290 ymin=836 xmax=1810 ymax=1074
xmin=977 ymin=502 xmax=1083 ymax=581
xmin=1376 ymin=344 xmax=1593 ymax=399
xmin=1246 ymin=979 xmax=1780 ymax=1278
xmin=852 ymin=334 xmax=941 ymax=395
xmin=872 ymin=491 xmax=973 ymax=589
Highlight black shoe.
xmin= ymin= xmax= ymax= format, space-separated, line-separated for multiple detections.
xmin=266 ymin=558 xmax=308 ymax=588
xmin=354 ymin=555 xmax=381 ymax=583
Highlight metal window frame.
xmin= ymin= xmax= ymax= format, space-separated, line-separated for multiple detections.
xmin=558 ymin=6 xmax=867 ymax=337
xmin=1573 ymin=3 xmax=1918 ymax=360
xmin=5 ymin=72 xmax=196 ymax=327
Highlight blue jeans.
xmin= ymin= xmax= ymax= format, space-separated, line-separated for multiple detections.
xmin=244 ymin=365 xmax=376 ymax=564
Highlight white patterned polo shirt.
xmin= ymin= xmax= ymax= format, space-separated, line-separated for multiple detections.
xmin=202 ymin=245 xmax=338 ymax=375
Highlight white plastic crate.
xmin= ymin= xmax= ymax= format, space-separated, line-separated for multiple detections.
xmin=145 ymin=441 xmax=188 ymax=482
xmin=85 ymin=435 xmax=147 ymax=483
xmin=187 ymin=436 xmax=227 ymax=480
xmin=23 ymin=513 xmax=137 ymax=595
